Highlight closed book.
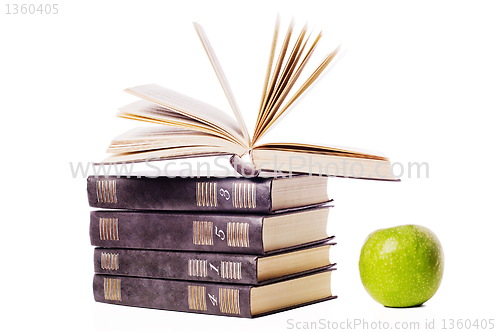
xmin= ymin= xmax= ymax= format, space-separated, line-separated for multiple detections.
xmin=93 ymin=266 xmax=336 ymax=318
xmin=90 ymin=204 xmax=333 ymax=254
xmin=94 ymin=239 xmax=335 ymax=285
xmin=87 ymin=175 xmax=329 ymax=213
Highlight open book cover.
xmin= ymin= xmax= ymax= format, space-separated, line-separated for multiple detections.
xmin=102 ymin=16 xmax=397 ymax=181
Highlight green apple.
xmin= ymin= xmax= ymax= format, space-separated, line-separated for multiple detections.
xmin=359 ymin=224 xmax=444 ymax=307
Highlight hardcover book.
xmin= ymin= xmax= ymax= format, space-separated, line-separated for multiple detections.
xmin=94 ymin=239 xmax=335 ymax=285
xmin=94 ymin=266 xmax=336 ymax=318
xmin=99 ymin=16 xmax=396 ymax=180
xmin=89 ymin=204 xmax=333 ymax=254
xmin=87 ymin=174 xmax=329 ymax=213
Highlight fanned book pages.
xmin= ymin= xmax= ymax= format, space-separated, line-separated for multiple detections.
xmin=102 ymin=16 xmax=396 ymax=180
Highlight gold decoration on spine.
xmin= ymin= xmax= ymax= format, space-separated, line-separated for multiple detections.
xmin=218 ymin=288 xmax=240 ymax=314
xmin=104 ymin=278 xmax=121 ymax=301
xmin=96 ymin=180 xmax=117 ymax=203
xmin=232 ymin=183 xmax=256 ymax=209
xmin=196 ymin=182 xmax=218 ymax=207
xmin=227 ymin=222 xmax=250 ymax=247
xmin=99 ymin=218 xmax=119 ymax=241
xmin=193 ymin=221 xmax=213 ymax=245
xmin=188 ymin=259 xmax=208 ymax=277
xmin=188 ymin=285 xmax=207 ymax=311
xmin=101 ymin=252 xmax=119 ymax=270
xmin=238 ymin=183 xmax=242 ymax=208
xmin=221 ymin=261 xmax=242 ymax=280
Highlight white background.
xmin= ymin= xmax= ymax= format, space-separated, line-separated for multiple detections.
xmin=1 ymin=0 xmax=499 ymax=331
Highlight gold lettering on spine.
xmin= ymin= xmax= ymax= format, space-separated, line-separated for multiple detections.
xmin=252 ymin=183 xmax=256 ymax=208
xmin=104 ymin=278 xmax=121 ymax=301
xmin=101 ymin=253 xmax=119 ymax=270
xmin=112 ymin=180 xmax=117 ymax=203
xmin=201 ymin=183 xmax=205 ymax=206
xmin=247 ymin=183 xmax=251 ymax=207
xmin=220 ymin=261 xmax=242 ymax=280
xmin=229 ymin=289 xmax=234 ymax=314
xmin=236 ymin=223 xmax=240 ymax=247
xmin=108 ymin=218 xmax=112 ymax=240
xmin=196 ymin=182 xmax=201 ymax=206
xmin=243 ymin=183 xmax=247 ymax=208
xmin=194 ymin=286 xmax=198 ymax=310
xmin=99 ymin=218 xmax=119 ymax=241
xmin=102 ymin=181 xmax=107 ymax=203
xmin=108 ymin=218 xmax=113 ymax=241
xmin=193 ymin=221 xmax=213 ymax=245
xmin=202 ymin=183 xmax=206 ymax=206
xmin=102 ymin=181 xmax=106 ymax=203
xmin=214 ymin=183 xmax=217 ymax=207
xmin=244 ymin=223 xmax=249 ymax=247
xmin=96 ymin=180 xmax=117 ymax=203
xmin=114 ymin=218 xmax=119 ymax=240
xmin=209 ymin=182 xmax=213 ymax=206
xmin=232 ymin=183 xmax=236 ymax=208
xmin=204 ymin=221 xmax=208 ymax=244
xmin=220 ymin=289 xmax=225 ymax=313
xmin=196 ymin=182 xmax=218 ymax=207
xmin=188 ymin=285 xmax=207 ymax=311
xmin=97 ymin=180 xmax=102 ymax=203
xmin=188 ymin=259 xmax=208 ymax=277
xmin=238 ymin=183 xmax=242 ymax=208
xmin=205 ymin=182 xmax=208 ymax=206
xmin=227 ymin=222 xmax=250 ymax=247
xmin=99 ymin=218 xmax=103 ymax=240
xmin=197 ymin=221 xmax=200 ymax=244
xmin=202 ymin=221 xmax=206 ymax=244
xmin=203 ymin=287 xmax=207 ymax=310
xmin=208 ymin=222 xmax=213 ymax=243
xmin=103 ymin=218 xmax=108 ymax=240
xmin=199 ymin=222 xmax=202 ymax=244
xmin=206 ymin=182 xmax=209 ymax=206
xmin=106 ymin=181 xmax=111 ymax=203
xmin=218 ymin=288 xmax=240 ymax=314
xmin=188 ymin=285 xmax=193 ymax=309
xmin=240 ymin=223 xmax=245 ymax=247
xmin=232 ymin=182 xmax=256 ymax=209
xmin=100 ymin=218 xmax=106 ymax=240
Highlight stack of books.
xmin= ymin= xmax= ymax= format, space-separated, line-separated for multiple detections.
xmin=88 ymin=16 xmax=397 ymax=318
xmin=88 ymin=175 xmax=336 ymax=317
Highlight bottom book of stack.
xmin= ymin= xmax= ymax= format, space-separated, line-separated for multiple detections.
xmin=93 ymin=240 xmax=337 ymax=318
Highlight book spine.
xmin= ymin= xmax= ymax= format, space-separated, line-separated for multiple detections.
xmin=87 ymin=176 xmax=273 ymax=213
xmin=93 ymin=274 xmax=252 ymax=318
xmin=90 ymin=210 xmax=265 ymax=254
xmin=95 ymin=248 xmax=259 ymax=284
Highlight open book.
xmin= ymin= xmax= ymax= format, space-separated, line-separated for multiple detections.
xmin=104 ymin=16 xmax=396 ymax=180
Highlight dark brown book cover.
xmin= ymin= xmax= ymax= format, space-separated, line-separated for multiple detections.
xmin=87 ymin=175 xmax=331 ymax=213
xmin=93 ymin=266 xmax=336 ymax=318
xmin=88 ymin=176 xmax=275 ymax=213
xmin=89 ymin=204 xmax=333 ymax=254
xmin=94 ymin=239 xmax=336 ymax=284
